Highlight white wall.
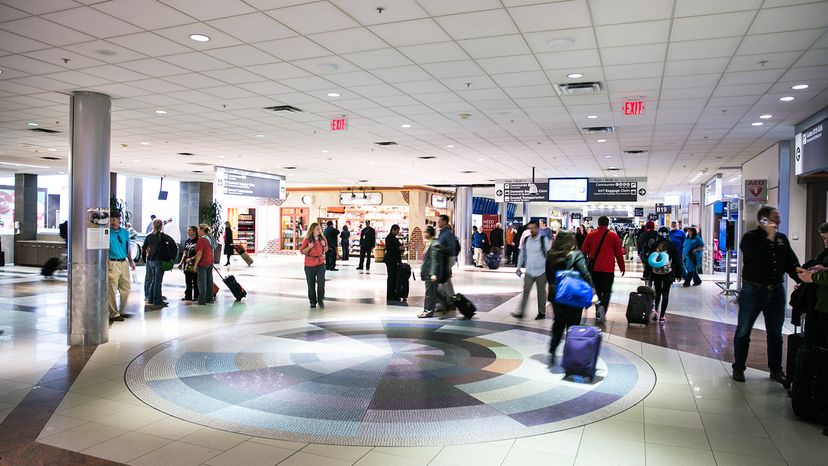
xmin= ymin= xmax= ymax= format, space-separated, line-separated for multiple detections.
xmin=741 ymin=143 xmax=780 ymax=230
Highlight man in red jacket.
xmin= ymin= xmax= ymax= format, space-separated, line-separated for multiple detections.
xmin=581 ymin=216 xmax=626 ymax=322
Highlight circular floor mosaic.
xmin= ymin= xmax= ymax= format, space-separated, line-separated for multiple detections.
xmin=126 ymin=319 xmax=655 ymax=446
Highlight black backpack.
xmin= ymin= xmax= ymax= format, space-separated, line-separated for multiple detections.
xmin=155 ymin=233 xmax=178 ymax=261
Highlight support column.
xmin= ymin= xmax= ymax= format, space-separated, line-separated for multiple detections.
xmin=455 ymin=186 xmax=473 ymax=267
xmin=522 ymin=202 xmax=530 ymax=224
xmin=13 ymin=173 xmax=37 ymax=239
xmin=498 ymin=202 xmax=508 ymax=225
xmin=125 ymin=176 xmax=142 ymax=231
xmin=68 ymin=91 xmax=111 ymax=346
xmin=179 ymin=181 xmax=214 ymax=242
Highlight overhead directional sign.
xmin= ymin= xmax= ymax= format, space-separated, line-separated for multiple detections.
xmin=587 ymin=179 xmax=638 ymax=202
xmin=495 ymin=180 xmax=548 ymax=203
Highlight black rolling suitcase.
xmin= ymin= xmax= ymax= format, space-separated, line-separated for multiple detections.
xmin=449 ymin=293 xmax=476 ymax=320
xmin=790 ymin=345 xmax=828 ymax=422
xmin=397 ymin=263 xmax=412 ymax=300
xmin=626 ymin=292 xmax=653 ymax=325
xmin=784 ymin=328 xmax=805 ymax=389
xmin=213 ymin=266 xmax=247 ymax=301
xmin=42 ymin=257 xmax=61 ymax=277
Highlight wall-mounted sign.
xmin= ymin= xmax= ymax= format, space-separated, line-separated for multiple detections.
xmin=86 ymin=207 xmax=110 ymax=250
xmin=623 ymin=100 xmax=644 ymax=115
xmin=215 ymin=166 xmax=286 ymax=199
xmin=647 ymin=213 xmax=658 ymax=221
xmin=571 ymin=212 xmax=582 ymax=220
xmin=634 ymin=207 xmax=644 ymax=217
xmin=655 ymin=204 xmax=672 ymax=214
xmin=340 ymin=192 xmax=382 ymax=205
xmin=330 ymin=117 xmax=348 ymax=131
xmin=587 ymin=179 xmax=638 ymax=202
xmin=495 ymin=180 xmax=549 ymax=203
xmin=583 ymin=216 xmax=593 ymax=222
xmin=431 ymin=194 xmax=448 ymax=208
xmin=794 ymin=118 xmax=825 ymax=175
xmin=744 ymin=179 xmax=768 ymax=205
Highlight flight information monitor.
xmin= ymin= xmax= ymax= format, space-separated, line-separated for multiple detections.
xmin=547 ymin=178 xmax=588 ymax=202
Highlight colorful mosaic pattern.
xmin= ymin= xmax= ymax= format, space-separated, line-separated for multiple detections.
xmin=125 ymin=319 xmax=655 ymax=446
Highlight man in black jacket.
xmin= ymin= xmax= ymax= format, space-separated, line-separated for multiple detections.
xmin=357 ymin=220 xmax=376 ymax=271
xmin=384 ymin=225 xmax=403 ymax=301
xmin=323 ymin=221 xmax=339 ymax=271
xmin=489 ymin=223 xmax=504 ymax=256
xmin=732 ymin=206 xmax=801 ymax=384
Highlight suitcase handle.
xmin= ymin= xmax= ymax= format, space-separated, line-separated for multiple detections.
xmin=212 ymin=265 xmax=226 ymax=281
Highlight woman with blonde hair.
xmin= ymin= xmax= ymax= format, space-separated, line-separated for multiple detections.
xmin=300 ymin=223 xmax=328 ymax=308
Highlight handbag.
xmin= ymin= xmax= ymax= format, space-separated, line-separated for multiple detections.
xmin=555 ymin=270 xmax=593 ymax=309
xmin=161 ymin=259 xmax=173 ymax=271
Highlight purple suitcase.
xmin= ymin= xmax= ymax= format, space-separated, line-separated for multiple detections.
xmin=562 ymin=325 xmax=602 ymax=381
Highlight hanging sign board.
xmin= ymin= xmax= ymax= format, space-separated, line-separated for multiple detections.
xmin=795 ymin=118 xmax=825 ymax=176
xmin=340 ymin=192 xmax=382 ymax=205
xmin=216 ymin=166 xmax=286 ymax=199
xmin=634 ymin=207 xmax=644 ymax=217
xmin=655 ymin=204 xmax=671 ymax=214
xmin=647 ymin=213 xmax=658 ymax=221
xmin=431 ymin=194 xmax=447 ymax=208
xmin=495 ymin=179 xmax=549 ymax=203
xmin=587 ymin=179 xmax=638 ymax=202
xmin=743 ymin=179 xmax=768 ymax=205
xmin=623 ymin=100 xmax=645 ymax=115
xmin=330 ymin=117 xmax=348 ymax=131
xmin=571 ymin=212 xmax=582 ymax=220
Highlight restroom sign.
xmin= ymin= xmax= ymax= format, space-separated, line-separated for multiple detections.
xmin=623 ymin=100 xmax=644 ymax=115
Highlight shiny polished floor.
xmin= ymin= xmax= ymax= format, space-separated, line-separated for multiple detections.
xmin=0 ymin=255 xmax=825 ymax=466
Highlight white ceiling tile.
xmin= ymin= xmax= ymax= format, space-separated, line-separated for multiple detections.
xmin=536 ymin=49 xmax=601 ymax=70
xmin=341 ymin=48 xmax=412 ymax=69
xmin=728 ymin=51 xmax=801 ymax=72
xmin=325 ymin=71 xmax=384 ymax=87
xmin=738 ymin=29 xmax=825 ymax=55
xmin=290 ymin=56 xmax=359 ymax=74
xmin=0 ymin=17 xmax=95 ymax=46
xmin=779 ymin=65 xmax=828 ymax=82
xmin=107 ymin=32 xmax=192 ymax=56
xmin=254 ymin=36 xmax=332 ymax=61
xmin=421 ymin=60 xmax=485 ymax=79
xmin=396 ymin=80 xmax=448 ymax=95
xmin=667 ymin=37 xmax=742 ymax=60
xmin=712 ymin=83 xmax=772 ymax=97
xmin=440 ymin=75 xmax=498 ymax=90
xmin=606 ymin=78 xmax=663 ymax=93
xmin=476 ymin=55 xmax=540 ymax=74
xmin=546 ymin=67 xmax=605 ymax=83
xmin=82 ymin=64 xmax=151 ymax=81
xmin=1 ymin=0 xmax=80 ymax=15
xmin=347 ymin=83 xmax=403 ymax=97
xmin=417 ymin=0 xmax=501 ymax=16
xmin=524 ymin=28 xmax=597 ymax=54
xmin=265 ymin=1 xmax=359 ymax=35
xmin=23 ymin=48 xmax=105 ymax=69
xmin=665 ymin=57 xmax=730 ymax=76
xmin=491 ymin=71 xmax=549 ymax=87
xmin=43 ymin=7 xmax=143 ymax=39
xmin=64 ymin=40 xmax=147 ymax=63
xmin=44 ymin=70 xmax=111 ymax=87
xmin=601 ymin=44 xmax=667 ymax=66
xmin=596 ymin=20 xmax=670 ymax=47
xmin=157 ymin=0 xmax=255 ymax=21
xmin=118 ymin=58 xmax=190 ymax=77
xmin=675 ymin=0 xmax=762 ymax=16
xmin=660 ymin=87 xmax=714 ymax=100
xmin=795 ymin=48 xmax=828 ymax=67
xmin=329 ymin=0 xmax=428 ymax=25
xmin=0 ymin=30 xmax=51 ymax=54
xmin=0 ymin=55 xmax=66 ymax=74
xmin=588 ymin=0 xmax=674 ymax=25
xmin=199 ymin=85 xmax=257 ymax=100
xmin=308 ymin=28 xmax=387 ymax=54
xmin=369 ymin=19 xmax=450 ymax=48
xmin=129 ymin=77 xmax=189 ymax=93
xmin=370 ymin=65 xmax=433 ymax=83
xmin=509 ymin=1 xmax=591 ymax=32
xmin=435 ymin=10 xmax=519 ymax=40
xmin=278 ymin=75 xmax=335 ymax=91
xmin=85 ymin=83 xmax=150 ymax=98
xmin=92 ymin=0 xmax=195 ymax=29
xmin=719 ymin=69 xmax=786 ymax=85
xmin=161 ymin=73 xmax=225 ymax=90
xmin=204 ymin=45 xmax=280 ymax=67
xmin=749 ymin=2 xmax=828 ymax=34
xmin=504 ymin=84 xmax=557 ymax=99
xmin=206 ymin=13 xmax=297 ymax=43
xmin=662 ymin=74 xmax=721 ymax=88
xmin=0 ymin=3 xmax=32 ymax=21
xmin=671 ymin=11 xmax=755 ymax=41
xmin=457 ymin=35 xmax=531 ymax=59
xmin=202 ymin=67 xmax=267 ymax=84
xmin=397 ymin=42 xmax=469 ymax=64
xmin=236 ymin=81 xmax=293 ymax=95
xmin=158 ymin=52 xmax=230 ymax=72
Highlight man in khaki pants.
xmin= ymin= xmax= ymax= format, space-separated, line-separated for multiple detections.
xmin=108 ymin=216 xmax=136 ymax=323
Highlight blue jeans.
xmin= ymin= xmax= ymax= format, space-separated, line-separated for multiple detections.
xmin=733 ymin=282 xmax=786 ymax=373
xmin=197 ymin=266 xmax=214 ymax=305
xmin=146 ymin=260 xmax=164 ymax=305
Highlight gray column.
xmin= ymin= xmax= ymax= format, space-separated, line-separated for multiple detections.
xmin=498 ymin=202 xmax=508 ymax=225
xmin=455 ymin=186 xmax=473 ymax=267
xmin=14 ymin=173 xmax=37 ymax=238
xmin=522 ymin=202 xmax=530 ymax=224
xmin=125 ymin=176 xmax=142 ymax=231
xmin=179 ymin=181 xmax=214 ymax=242
xmin=68 ymin=91 xmax=111 ymax=346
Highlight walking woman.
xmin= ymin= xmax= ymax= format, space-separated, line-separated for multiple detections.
xmin=649 ymin=227 xmax=682 ymax=322
xmin=545 ymin=230 xmax=592 ymax=363
xmin=574 ymin=225 xmax=586 ymax=251
xmin=300 ymin=223 xmax=328 ymax=308
xmin=340 ymin=225 xmax=351 ymax=261
xmin=223 ymin=221 xmax=234 ymax=266
xmin=178 ymin=225 xmax=200 ymax=302
xmin=683 ymin=227 xmax=704 ymax=287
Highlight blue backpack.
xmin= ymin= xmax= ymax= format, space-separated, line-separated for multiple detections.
xmin=555 ymin=270 xmax=593 ymax=309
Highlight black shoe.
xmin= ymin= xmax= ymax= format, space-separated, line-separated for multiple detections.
xmin=109 ymin=315 xmax=125 ymax=322
xmin=330 ymin=268 xmax=339 ymax=271
xmin=535 ymin=314 xmax=546 ymax=320
xmin=318 ymin=301 xmax=325 ymax=309
xmin=682 ymin=283 xmax=691 ymax=288
xmin=692 ymin=282 xmax=702 ymax=287
xmin=510 ymin=312 xmax=524 ymax=319
xmin=822 ymin=426 xmax=827 ymax=437
xmin=310 ymin=303 xmax=316 ymax=308
xmin=770 ymin=371 xmax=786 ymax=384
xmin=732 ymin=367 xmax=746 ymax=382
xmin=356 ymin=267 xmax=363 ymax=270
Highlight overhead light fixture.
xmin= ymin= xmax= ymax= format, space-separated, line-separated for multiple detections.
xmin=604 ymin=155 xmax=612 ymax=158
xmin=791 ymin=84 xmax=809 ymax=90
xmin=218 ymin=155 xmax=226 ymax=158
xmin=546 ymin=38 xmax=575 ymax=49
xmin=0 ymin=69 xmax=3 ymax=74
xmin=27 ymin=122 xmax=39 ymax=127
xmin=587 ymin=115 xmax=598 ymax=119
xmin=0 ymin=161 xmax=50 ymax=169
xmin=321 ymin=150 xmax=329 ymax=153
xmin=751 ymin=122 xmax=764 ymax=126
xmin=155 ymin=109 xmax=167 ymax=114
xmin=140 ymin=141 xmax=150 ymax=145
xmin=48 ymin=148 xmax=56 ymax=151
xmin=317 ymin=63 xmax=339 ymax=72
xmin=189 ymin=34 xmax=210 ymax=42
xmin=779 ymin=96 xmax=795 ymax=101
xmin=133 ymin=159 xmax=139 ymax=162
xmin=327 ymin=92 xmax=340 ymax=97
xmin=759 ymin=114 xmax=772 ymax=119
xmin=255 ymin=133 xmax=264 ymax=138
xmin=446 ymin=144 xmax=454 ymax=148
xmin=597 ymin=139 xmax=607 ymax=143
xmin=401 ymin=124 xmax=412 ymax=128
xmin=478 ymin=158 xmax=485 ymax=161
xmin=567 ymin=72 xmax=584 ymax=79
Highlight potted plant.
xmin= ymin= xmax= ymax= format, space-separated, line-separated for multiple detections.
xmin=201 ymin=200 xmax=223 ymax=264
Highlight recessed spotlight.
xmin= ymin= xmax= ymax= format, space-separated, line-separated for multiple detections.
xmin=48 ymin=148 xmax=56 ymax=151
xmin=58 ymin=171 xmax=64 ymax=174
xmin=27 ymin=122 xmax=39 ymax=127
xmin=189 ymin=34 xmax=210 ymax=42
xmin=546 ymin=38 xmax=575 ymax=49
xmin=597 ymin=139 xmax=607 ymax=143
xmin=478 ymin=158 xmax=485 ymax=161
xmin=0 ymin=69 xmax=3 ymax=74
xmin=779 ymin=96 xmax=795 ymax=101
xmin=401 ymin=124 xmax=412 ymax=128
xmin=587 ymin=115 xmax=598 ymax=119
xmin=604 ymin=155 xmax=612 ymax=158
xmin=140 ymin=141 xmax=150 ymax=145
xmin=791 ymin=84 xmax=809 ymax=90
xmin=751 ymin=122 xmax=764 ymax=126
xmin=759 ymin=114 xmax=772 ymax=119
xmin=218 ymin=155 xmax=226 ymax=158
xmin=317 ymin=63 xmax=339 ymax=72
xmin=567 ymin=72 xmax=584 ymax=79
xmin=446 ymin=144 xmax=455 ymax=148
xmin=255 ymin=134 xmax=264 ymax=138
xmin=321 ymin=150 xmax=329 ymax=153
xmin=327 ymin=92 xmax=340 ymax=97
xmin=132 ymin=159 xmax=139 ymax=162
xmin=154 ymin=109 xmax=167 ymax=114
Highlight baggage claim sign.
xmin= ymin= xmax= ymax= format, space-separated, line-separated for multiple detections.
xmin=495 ymin=178 xmax=646 ymax=203
xmin=215 ymin=166 xmax=287 ymax=200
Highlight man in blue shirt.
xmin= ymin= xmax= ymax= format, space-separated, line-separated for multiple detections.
xmin=668 ymin=221 xmax=686 ymax=279
xmin=109 ymin=216 xmax=136 ymax=323
xmin=538 ymin=219 xmax=553 ymax=242
xmin=472 ymin=226 xmax=486 ymax=268
xmin=512 ymin=221 xmax=551 ymax=320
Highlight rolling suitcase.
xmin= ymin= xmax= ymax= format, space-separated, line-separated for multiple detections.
xmin=213 ymin=266 xmax=247 ymax=301
xmin=449 ymin=293 xmax=476 ymax=319
xmin=239 ymin=251 xmax=253 ymax=266
xmin=626 ymin=292 xmax=653 ymax=325
xmin=485 ymin=253 xmax=501 ymax=270
xmin=790 ymin=345 xmax=828 ymax=422
xmin=784 ymin=328 xmax=805 ymax=389
xmin=41 ymin=257 xmax=61 ymax=277
xmin=562 ymin=325 xmax=602 ymax=381
xmin=397 ymin=263 xmax=412 ymax=300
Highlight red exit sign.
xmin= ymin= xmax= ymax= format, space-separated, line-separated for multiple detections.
xmin=330 ymin=117 xmax=348 ymax=131
xmin=623 ymin=100 xmax=644 ymax=115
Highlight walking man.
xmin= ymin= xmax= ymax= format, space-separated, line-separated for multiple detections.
xmin=108 ymin=216 xmax=136 ymax=323
xmin=472 ymin=226 xmax=486 ymax=267
xmin=732 ymin=206 xmax=801 ymax=384
xmin=437 ymin=215 xmax=458 ymax=298
xmin=340 ymin=225 xmax=351 ymax=261
xmin=357 ymin=220 xmax=376 ymax=271
xmin=384 ymin=224 xmax=403 ymax=302
xmin=581 ymin=216 xmax=625 ymax=322
xmin=512 ymin=221 xmax=550 ymax=320
xmin=505 ymin=224 xmax=516 ymax=265
xmin=490 ymin=222 xmax=504 ymax=256
xmin=324 ymin=221 xmax=339 ymax=271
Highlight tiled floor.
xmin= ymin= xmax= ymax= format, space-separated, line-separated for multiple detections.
xmin=0 ymin=256 xmax=825 ymax=465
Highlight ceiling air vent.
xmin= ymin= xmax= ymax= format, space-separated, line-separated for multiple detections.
xmin=192 ymin=170 xmax=204 ymax=174
xmin=418 ymin=156 xmax=436 ymax=160
xmin=555 ymin=81 xmax=604 ymax=96
xmin=374 ymin=141 xmax=398 ymax=146
xmin=623 ymin=150 xmax=649 ymax=156
xmin=29 ymin=128 xmax=60 ymax=134
xmin=177 ymin=152 xmax=195 ymax=156
xmin=581 ymin=126 xmax=615 ymax=134
xmin=605 ymin=167 xmax=622 ymax=172
xmin=40 ymin=156 xmax=60 ymax=160
xmin=264 ymin=105 xmax=302 ymax=113
xmin=284 ymin=166 xmax=297 ymax=170
xmin=461 ymin=170 xmax=476 ymax=174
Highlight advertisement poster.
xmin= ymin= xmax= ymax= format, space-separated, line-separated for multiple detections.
xmin=0 ymin=188 xmax=12 ymax=232
xmin=481 ymin=214 xmax=498 ymax=239
xmin=86 ymin=207 xmax=110 ymax=250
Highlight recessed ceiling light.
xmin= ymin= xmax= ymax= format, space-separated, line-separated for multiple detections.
xmin=567 ymin=72 xmax=584 ymax=79
xmin=321 ymin=150 xmax=329 ymax=153
xmin=218 ymin=155 xmax=226 ymax=158
xmin=587 ymin=115 xmax=598 ymax=119
xmin=791 ymin=84 xmax=809 ymax=90
xmin=446 ymin=144 xmax=455 ymax=148
xmin=58 ymin=171 xmax=64 ymax=174
xmin=27 ymin=122 xmax=39 ymax=127
xmin=255 ymin=134 xmax=264 ymax=138
xmin=132 ymin=159 xmax=140 ymax=162
xmin=154 ymin=109 xmax=167 ymax=114
xmin=604 ymin=155 xmax=612 ymax=158
xmin=327 ymin=92 xmax=340 ymax=97
xmin=48 ymin=148 xmax=56 ymax=151
xmin=546 ymin=38 xmax=575 ymax=49
xmin=140 ymin=141 xmax=150 ymax=145
xmin=317 ymin=63 xmax=339 ymax=72
xmin=759 ymin=114 xmax=772 ymax=119
xmin=779 ymin=96 xmax=795 ymax=101
xmin=597 ymin=139 xmax=607 ymax=143
xmin=401 ymin=124 xmax=412 ymax=128
xmin=95 ymin=49 xmax=116 ymax=56
xmin=0 ymin=161 xmax=50 ymax=169
xmin=189 ymin=34 xmax=210 ymax=42
xmin=478 ymin=158 xmax=485 ymax=161
xmin=751 ymin=122 xmax=764 ymax=126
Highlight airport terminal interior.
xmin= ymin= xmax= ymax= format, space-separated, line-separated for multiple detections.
xmin=1 ymin=0 xmax=828 ymax=465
